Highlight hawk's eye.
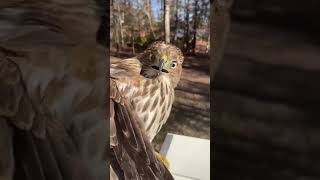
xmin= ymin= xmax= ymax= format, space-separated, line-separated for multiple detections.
xmin=149 ymin=54 xmax=155 ymax=61
xmin=171 ymin=62 xmax=177 ymax=69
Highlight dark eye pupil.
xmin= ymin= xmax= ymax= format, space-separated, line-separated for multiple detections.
xmin=172 ymin=63 xmax=176 ymax=67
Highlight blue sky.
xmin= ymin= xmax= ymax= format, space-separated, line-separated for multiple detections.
xmin=151 ymin=0 xmax=161 ymax=21
xmin=150 ymin=0 xmax=189 ymax=22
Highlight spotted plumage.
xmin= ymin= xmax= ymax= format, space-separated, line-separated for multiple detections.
xmin=110 ymin=41 xmax=184 ymax=179
xmin=111 ymin=41 xmax=183 ymax=140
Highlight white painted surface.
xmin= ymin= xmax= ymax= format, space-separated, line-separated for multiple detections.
xmin=160 ymin=133 xmax=210 ymax=180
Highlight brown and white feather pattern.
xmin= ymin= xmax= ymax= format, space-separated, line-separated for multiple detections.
xmin=109 ymin=77 xmax=174 ymax=180
xmin=111 ymin=57 xmax=175 ymax=141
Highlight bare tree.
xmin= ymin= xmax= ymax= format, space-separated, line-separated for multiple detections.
xmin=112 ymin=1 xmax=120 ymax=53
xmin=143 ymin=0 xmax=155 ymax=38
xmin=192 ymin=0 xmax=199 ymax=54
xmin=137 ymin=0 xmax=142 ymax=34
xmin=148 ymin=0 xmax=152 ymax=17
xmin=116 ymin=0 xmax=125 ymax=48
xmin=159 ymin=0 xmax=164 ymax=22
xmin=164 ymin=0 xmax=170 ymax=43
xmin=174 ymin=0 xmax=179 ymax=42
xmin=126 ymin=0 xmax=136 ymax=54
xmin=110 ymin=0 xmax=210 ymax=54
xmin=184 ymin=0 xmax=190 ymax=52
xmin=131 ymin=28 xmax=135 ymax=54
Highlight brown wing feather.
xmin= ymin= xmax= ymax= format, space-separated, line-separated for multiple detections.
xmin=0 ymin=51 xmax=99 ymax=180
xmin=110 ymin=79 xmax=174 ymax=180
xmin=0 ymin=1 xmax=107 ymax=179
xmin=0 ymin=51 xmax=41 ymax=135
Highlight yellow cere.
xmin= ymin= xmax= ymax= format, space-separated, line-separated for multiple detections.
xmin=162 ymin=50 xmax=169 ymax=63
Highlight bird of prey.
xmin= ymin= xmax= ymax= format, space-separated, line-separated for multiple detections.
xmin=110 ymin=41 xmax=184 ymax=141
xmin=0 ymin=1 xmax=107 ymax=180
xmin=110 ymin=41 xmax=184 ymax=179
xmin=110 ymin=83 xmax=174 ymax=180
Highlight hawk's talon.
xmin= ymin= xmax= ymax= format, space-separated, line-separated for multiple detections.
xmin=155 ymin=152 xmax=170 ymax=169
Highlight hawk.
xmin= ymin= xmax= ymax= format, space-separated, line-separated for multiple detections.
xmin=110 ymin=85 xmax=174 ymax=180
xmin=110 ymin=41 xmax=184 ymax=179
xmin=111 ymin=41 xmax=184 ymax=141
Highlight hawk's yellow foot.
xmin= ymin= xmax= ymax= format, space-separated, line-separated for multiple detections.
xmin=155 ymin=152 xmax=170 ymax=169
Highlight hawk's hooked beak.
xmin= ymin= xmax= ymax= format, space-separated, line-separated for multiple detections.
xmin=158 ymin=54 xmax=169 ymax=73
xmin=151 ymin=55 xmax=169 ymax=73
xmin=159 ymin=59 xmax=165 ymax=73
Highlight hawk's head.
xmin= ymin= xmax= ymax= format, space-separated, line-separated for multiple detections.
xmin=137 ymin=41 xmax=184 ymax=87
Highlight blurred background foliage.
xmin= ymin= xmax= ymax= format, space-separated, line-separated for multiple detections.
xmin=110 ymin=0 xmax=210 ymax=54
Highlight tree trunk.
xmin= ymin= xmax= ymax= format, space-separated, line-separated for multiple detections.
xmin=136 ymin=0 xmax=141 ymax=35
xmin=160 ymin=0 xmax=163 ymax=23
xmin=131 ymin=28 xmax=135 ymax=54
xmin=112 ymin=0 xmax=120 ymax=53
xmin=116 ymin=1 xmax=124 ymax=49
xmin=164 ymin=0 xmax=170 ymax=43
xmin=144 ymin=0 xmax=155 ymax=38
xmin=184 ymin=0 xmax=190 ymax=52
xmin=174 ymin=0 xmax=179 ymax=42
xmin=192 ymin=0 xmax=199 ymax=54
xmin=148 ymin=0 xmax=152 ymax=18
